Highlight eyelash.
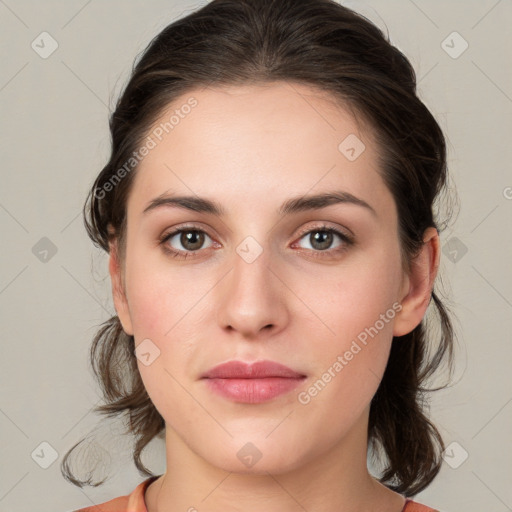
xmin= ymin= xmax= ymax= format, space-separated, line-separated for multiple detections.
xmin=158 ymin=223 xmax=354 ymax=260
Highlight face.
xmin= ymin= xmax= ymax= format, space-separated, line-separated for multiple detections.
xmin=110 ymin=81 xmax=429 ymax=475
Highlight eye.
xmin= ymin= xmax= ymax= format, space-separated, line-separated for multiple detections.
xmin=159 ymin=226 xmax=214 ymax=258
xmin=293 ymin=225 xmax=353 ymax=256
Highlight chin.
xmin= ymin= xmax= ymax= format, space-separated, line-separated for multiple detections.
xmin=200 ymin=437 xmax=309 ymax=476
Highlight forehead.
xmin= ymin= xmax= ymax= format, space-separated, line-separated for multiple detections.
xmin=127 ymin=81 xmax=390 ymax=218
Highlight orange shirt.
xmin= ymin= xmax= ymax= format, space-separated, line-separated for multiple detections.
xmin=72 ymin=475 xmax=440 ymax=512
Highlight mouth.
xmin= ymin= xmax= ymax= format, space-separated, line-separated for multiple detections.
xmin=201 ymin=360 xmax=307 ymax=404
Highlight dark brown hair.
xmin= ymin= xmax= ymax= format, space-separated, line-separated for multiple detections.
xmin=62 ymin=0 xmax=457 ymax=497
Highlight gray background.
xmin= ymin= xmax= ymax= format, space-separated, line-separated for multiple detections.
xmin=1 ymin=1 xmax=511 ymax=511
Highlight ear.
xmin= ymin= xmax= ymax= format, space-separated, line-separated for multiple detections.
xmin=108 ymin=237 xmax=134 ymax=336
xmin=393 ymin=227 xmax=440 ymax=337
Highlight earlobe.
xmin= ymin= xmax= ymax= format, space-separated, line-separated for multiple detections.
xmin=393 ymin=227 xmax=440 ymax=337
xmin=108 ymin=239 xmax=134 ymax=336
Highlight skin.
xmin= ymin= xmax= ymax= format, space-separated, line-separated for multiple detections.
xmin=108 ymin=81 xmax=440 ymax=512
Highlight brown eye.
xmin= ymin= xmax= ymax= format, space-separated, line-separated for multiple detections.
xmin=297 ymin=228 xmax=348 ymax=252
xmin=162 ymin=229 xmax=213 ymax=253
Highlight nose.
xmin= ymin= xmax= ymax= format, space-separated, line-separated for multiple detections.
xmin=215 ymin=244 xmax=289 ymax=340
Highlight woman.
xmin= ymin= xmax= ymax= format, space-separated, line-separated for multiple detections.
xmin=64 ymin=0 xmax=455 ymax=510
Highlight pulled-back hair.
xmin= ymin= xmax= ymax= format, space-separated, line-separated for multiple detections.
xmin=62 ymin=0 xmax=456 ymax=497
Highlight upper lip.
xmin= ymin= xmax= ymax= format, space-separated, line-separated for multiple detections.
xmin=201 ymin=360 xmax=305 ymax=379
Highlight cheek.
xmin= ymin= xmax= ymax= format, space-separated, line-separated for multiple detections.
xmin=295 ymin=271 xmax=399 ymax=442
xmin=125 ymin=263 xmax=200 ymax=420
xmin=306 ymin=244 xmax=403 ymax=343
xmin=124 ymin=247 xmax=194 ymax=339
xmin=123 ymin=252 xmax=210 ymax=382
xmin=294 ymin=243 xmax=402 ymax=404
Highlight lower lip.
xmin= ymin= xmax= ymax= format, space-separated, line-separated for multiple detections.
xmin=204 ymin=377 xmax=305 ymax=403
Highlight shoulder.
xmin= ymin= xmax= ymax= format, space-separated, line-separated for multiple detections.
xmin=71 ymin=495 xmax=129 ymax=512
xmin=403 ymin=498 xmax=441 ymax=512
xmin=70 ymin=475 xmax=159 ymax=512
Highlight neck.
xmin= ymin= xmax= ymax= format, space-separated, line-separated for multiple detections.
xmin=145 ymin=409 xmax=405 ymax=512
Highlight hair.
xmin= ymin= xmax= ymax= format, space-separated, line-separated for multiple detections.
xmin=61 ymin=0 xmax=457 ymax=497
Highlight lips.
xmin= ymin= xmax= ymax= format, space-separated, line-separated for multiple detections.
xmin=201 ymin=360 xmax=306 ymax=404
xmin=201 ymin=360 xmax=305 ymax=379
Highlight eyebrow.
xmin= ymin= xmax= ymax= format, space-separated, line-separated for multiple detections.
xmin=142 ymin=190 xmax=377 ymax=217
